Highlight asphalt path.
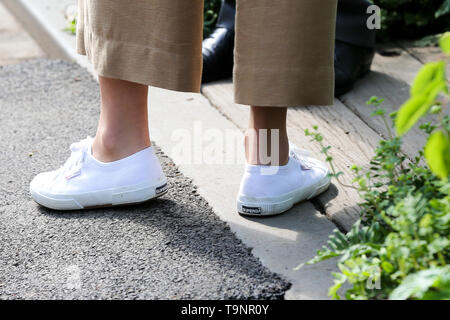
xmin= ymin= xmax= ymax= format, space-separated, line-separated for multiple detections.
xmin=0 ymin=60 xmax=290 ymax=299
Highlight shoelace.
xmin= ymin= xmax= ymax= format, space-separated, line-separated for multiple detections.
xmin=53 ymin=137 xmax=92 ymax=180
xmin=289 ymin=146 xmax=313 ymax=170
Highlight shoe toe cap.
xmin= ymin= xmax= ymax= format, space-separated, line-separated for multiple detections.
xmin=307 ymin=157 xmax=328 ymax=172
xmin=30 ymin=171 xmax=54 ymax=193
xmin=304 ymin=158 xmax=331 ymax=185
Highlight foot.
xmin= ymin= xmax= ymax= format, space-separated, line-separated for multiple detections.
xmin=335 ymin=40 xmax=375 ymax=96
xmin=237 ymin=145 xmax=331 ymax=216
xmin=30 ymin=137 xmax=168 ymax=210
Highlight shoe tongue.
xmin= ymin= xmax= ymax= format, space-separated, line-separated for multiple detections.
xmin=289 ymin=143 xmax=310 ymax=158
xmin=70 ymin=137 xmax=93 ymax=153
xmin=288 ymin=142 xmax=314 ymax=170
xmin=290 ymin=152 xmax=313 ymax=170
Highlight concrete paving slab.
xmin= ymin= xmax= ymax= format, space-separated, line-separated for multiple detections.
xmin=0 ymin=2 xmax=45 ymax=65
xmin=3 ymin=0 xmax=92 ymax=73
xmin=147 ymin=87 xmax=340 ymax=299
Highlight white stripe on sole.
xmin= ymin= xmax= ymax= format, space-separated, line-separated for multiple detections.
xmin=31 ymin=181 xmax=168 ymax=211
xmin=237 ymin=177 xmax=331 ymax=217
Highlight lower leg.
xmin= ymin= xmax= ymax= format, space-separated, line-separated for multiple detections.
xmin=245 ymin=106 xmax=289 ymax=166
xmin=92 ymin=76 xmax=151 ymax=162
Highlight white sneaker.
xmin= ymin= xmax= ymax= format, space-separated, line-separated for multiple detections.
xmin=30 ymin=137 xmax=168 ymax=210
xmin=237 ymin=145 xmax=331 ymax=216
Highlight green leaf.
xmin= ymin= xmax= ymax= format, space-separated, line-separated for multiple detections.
xmin=419 ymin=214 xmax=433 ymax=228
xmin=396 ymin=95 xmax=430 ymax=136
xmin=321 ymin=146 xmax=331 ymax=153
xmin=367 ymin=96 xmax=385 ymax=107
xmin=411 ymin=64 xmax=436 ymax=97
xmin=328 ymin=273 xmax=347 ymax=300
xmin=424 ymin=131 xmax=450 ymax=179
xmin=436 ymin=1 xmax=450 ymax=19
xmin=381 ymin=261 xmax=394 ymax=274
xmin=429 ymin=105 xmax=442 ymax=115
xmin=410 ymin=62 xmax=446 ymax=97
xmin=439 ymin=31 xmax=450 ymax=55
xmin=389 ymin=267 xmax=450 ymax=300
xmin=397 ymin=62 xmax=447 ymax=136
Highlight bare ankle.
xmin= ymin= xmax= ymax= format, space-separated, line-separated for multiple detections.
xmin=244 ymin=129 xmax=289 ymax=166
xmin=246 ymin=106 xmax=289 ymax=166
xmin=92 ymin=131 xmax=150 ymax=162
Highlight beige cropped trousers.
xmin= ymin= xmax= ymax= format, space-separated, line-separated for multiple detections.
xmin=77 ymin=0 xmax=337 ymax=107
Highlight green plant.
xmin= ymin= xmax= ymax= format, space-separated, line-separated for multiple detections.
xmin=372 ymin=0 xmax=450 ymax=42
xmin=204 ymin=0 xmax=222 ymax=38
xmin=390 ymin=266 xmax=450 ymax=299
xmin=202 ymin=0 xmax=450 ymax=42
xmin=298 ymin=33 xmax=450 ymax=300
xmin=64 ymin=1 xmax=222 ymax=38
xmin=64 ymin=16 xmax=77 ymax=35
xmin=63 ymin=6 xmax=77 ymax=35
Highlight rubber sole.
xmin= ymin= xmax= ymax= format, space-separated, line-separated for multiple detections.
xmin=237 ymin=176 xmax=331 ymax=217
xmin=30 ymin=180 xmax=169 ymax=211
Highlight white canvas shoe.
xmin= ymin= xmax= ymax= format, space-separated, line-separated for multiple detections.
xmin=30 ymin=137 xmax=168 ymax=210
xmin=237 ymin=145 xmax=331 ymax=216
